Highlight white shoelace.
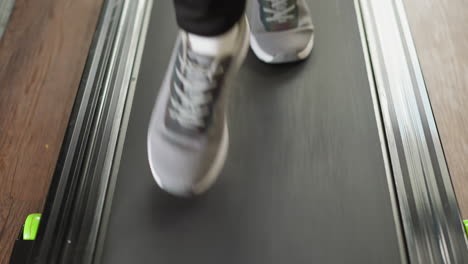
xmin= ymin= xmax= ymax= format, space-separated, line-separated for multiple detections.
xmin=263 ymin=0 xmax=296 ymax=23
xmin=169 ymin=42 xmax=223 ymax=129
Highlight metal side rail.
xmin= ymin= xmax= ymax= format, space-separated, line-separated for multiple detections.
xmin=20 ymin=0 xmax=153 ymax=263
xmin=358 ymin=0 xmax=468 ymax=263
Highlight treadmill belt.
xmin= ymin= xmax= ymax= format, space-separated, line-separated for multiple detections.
xmin=99 ymin=0 xmax=404 ymax=263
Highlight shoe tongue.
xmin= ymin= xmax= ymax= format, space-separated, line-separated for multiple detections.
xmin=260 ymin=0 xmax=298 ymax=31
xmin=268 ymin=21 xmax=296 ymax=31
xmin=187 ymin=50 xmax=213 ymax=67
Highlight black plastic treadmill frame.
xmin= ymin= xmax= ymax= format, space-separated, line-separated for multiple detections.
xmin=10 ymin=226 xmax=34 ymax=264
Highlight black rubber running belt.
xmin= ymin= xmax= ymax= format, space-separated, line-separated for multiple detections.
xmin=99 ymin=0 xmax=405 ymax=263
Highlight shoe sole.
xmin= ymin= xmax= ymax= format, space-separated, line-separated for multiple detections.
xmin=150 ymin=16 xmax=251 ymax=197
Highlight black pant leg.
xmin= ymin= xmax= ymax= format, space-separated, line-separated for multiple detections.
xmin=173 ymin=0 xmax=246 ymax=36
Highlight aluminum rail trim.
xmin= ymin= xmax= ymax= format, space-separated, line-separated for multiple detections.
xmin=60 ymin=0 xmax=153 ymax=263
xmin=358 ymin=0 xmax=468 ymax=263
xmin=354 ymin=0 xmax=409 ymax=262
xmin=93 ymin=0 xmax=153 ymax=262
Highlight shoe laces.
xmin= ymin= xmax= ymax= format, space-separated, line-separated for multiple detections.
xmin=262 ymin=0 xmax=296 ymax=23
xmin=169 ymin=38 xmax=224 ymax=130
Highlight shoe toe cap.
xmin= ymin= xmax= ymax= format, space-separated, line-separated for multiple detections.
xmin=251 ymin=27 xmax=314 ymax=63
xmin=148 ymin=140 xmax=203 ymax=196
xmin=147 ymin=129 xmax=223 ymax=197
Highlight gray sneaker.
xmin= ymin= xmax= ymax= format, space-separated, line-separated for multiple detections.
xmin=248 ymin=0 xmax=315 ymax=63
xmin=147 ymin=18 xmax=250 ymax=197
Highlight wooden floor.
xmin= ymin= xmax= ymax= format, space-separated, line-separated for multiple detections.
xmin=0 ymin=0 xmax=103 ymax=263
xmin=404 ymin=0 xmax=468 ymax=219
xmin=0 ymin=0 xmax=467 ymax=263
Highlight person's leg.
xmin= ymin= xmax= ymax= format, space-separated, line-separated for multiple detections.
xmin=147 ymin=0 xmax=248 ymax=197
xmin=174 ymin=0 xmax=246 ymax=36
xmin=248 ymin=0 xmax=315 ymax=63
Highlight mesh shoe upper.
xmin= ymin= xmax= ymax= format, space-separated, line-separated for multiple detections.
xmin=148 ymin=34 xmax=229 ymax=195
xmin=147 ymin=18 xmax=249 ymax=196
xmin=165 ymin=39 xmax=232 ymax=136
xmin=259 ymin=0 xmax=299 ymax=31
xmin=249 ymin=0 xmax=315 ymax=63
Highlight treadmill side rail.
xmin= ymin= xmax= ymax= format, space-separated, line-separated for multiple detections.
xmin=358 ymin=0 xmax=468 ymax=263
xmin=25 ymin=0 xmax=153 ymax=263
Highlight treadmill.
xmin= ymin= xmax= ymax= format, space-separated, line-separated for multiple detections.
xmin=9 ymin=0 xmax=468 ymax=263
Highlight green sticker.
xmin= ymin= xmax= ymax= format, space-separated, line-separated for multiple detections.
xmin=23 ymin=213 xmax=41 ymax=240
xmin=464 ymin=220 xmax=468 ymax=238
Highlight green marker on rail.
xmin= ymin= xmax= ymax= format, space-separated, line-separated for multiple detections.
xmin=464 ymin=220 xmax=468 ymax=238
xmin=23 ymin=214 xmax=41 ymax=240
